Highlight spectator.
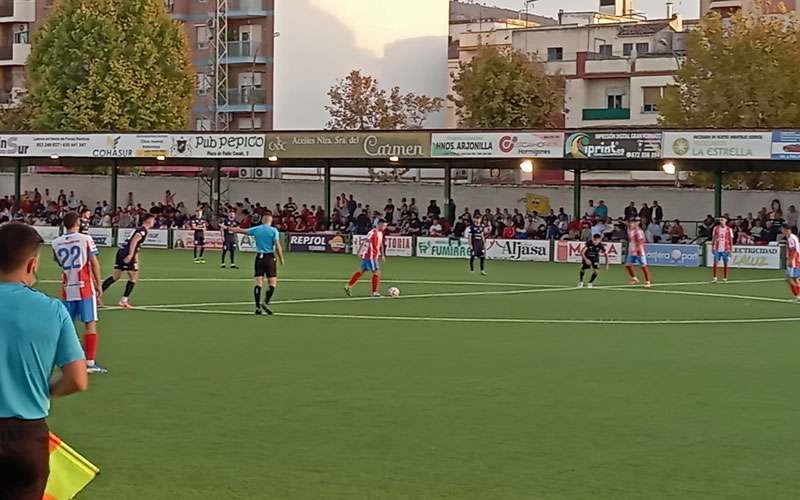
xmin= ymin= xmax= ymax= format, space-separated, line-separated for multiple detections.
xmin=126 ymin=192 xmax=134 ymax=207
xmin=502 ymin=223 xmax=515 ymax=239
xmin=638 ymin=203 xmax=650 ymax=223
xmin=57 ymin=189 xmax=67 ymax=206
xmin=447 ymin=198 xmax=456 ymax=226
xmin=355 ymin=210 xmax=370 ymax=234
xmin=427 ymin=200 xmax=441 ymax=218
xmin=347 ymin=195 xmax=357 ymax=218
xmin=646 ymin=219 xmax=663 ymax=243
xmin=429 ymin=217 xmax=443 ymax=237
xmin=284 ymin=197 xmax=298 ymax=214
xmin=594 ymin=200 xmax=608 ymax=220
xmin=164 ymin=190 xmax=175 ymax=207
xmin=67 ymin=190 xmax=79 ymax=209
xmin=650 ymin=201 xmax=663 ymax=222
xmin=624 ymin=202 xmax=637 ymax=220
xmin=586 ymin=199 xmax=595 ymax=216
xmin=43 ymin=188 xmax=52 ymax=205
xmin=591 ymin=218 xmax=606 ymax=237
xmin=769 ymin=199 xmax=783 ymax=220
xmin=408 ymin=198 xmax=418 ymax=216
xmin=787 ymin=205 xmax=798 ymax=232
xmin=750 ymin=219 xmax=765 ymax=242
xmin=668 ymin=219 xmax=685 ymax=243
xmin=384 ymin=199 xmax=395 ymax=224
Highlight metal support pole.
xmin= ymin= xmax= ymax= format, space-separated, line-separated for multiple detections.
xmin=14 ymin=158 xmax=21 ymax=208
xmin=444 ymin=162 xmax=452 ymax=220
xmin=213 ymin=162 xmax=221 ymax=214
xmin=323 ymin=161 xmax=332 ymax=227
xmin=714 ymin=169 xmax=723 ymax=218
xmin=573 ymin=168 xmax=582 ymax=220
xmin=110 ymin=160 xmax=118 ymax=213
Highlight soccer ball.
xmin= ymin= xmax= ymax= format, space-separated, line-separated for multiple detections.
xmin=388 ymin=287 xmax=401 ymax=297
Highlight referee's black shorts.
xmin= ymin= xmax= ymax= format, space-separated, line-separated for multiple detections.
xmin=254 ymin=253 xmax=277 ymax=278
xmin=0 ymin=417 xmax=49 ymax=500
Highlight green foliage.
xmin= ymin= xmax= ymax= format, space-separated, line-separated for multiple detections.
xmin=25 ymin=0 xmax=194 ymax=131
xmin=660 ymin=11 xmax=800 ymax=189
xmin=451 ymin=46 xmax=564 ymax=128
xmin=325 ymin=70 xmax=444 ymax=130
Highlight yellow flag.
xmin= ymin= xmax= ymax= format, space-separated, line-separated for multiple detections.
xmin=43 ymin=433 xmax=100 ymax=500
xmin=524 ymin=193 xmax=551 ymax=215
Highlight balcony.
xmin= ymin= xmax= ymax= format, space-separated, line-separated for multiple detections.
xmin=0 ymin=0 xmax=35 ymax=22
xmin=0 ymin=43 xmax=30 ymax=65
xmin=582 ymin=108 xmax=631 ymax=121
xmin=217 ymin=87 xmax=270 ymax=113
xmin=228 ymin=0 xmax=271 ymax=18
xmin=221 ymin=41 xmax=270 ymax=64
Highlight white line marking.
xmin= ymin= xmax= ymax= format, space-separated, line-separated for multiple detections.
xmin=126 ymin=307 xmax=800 ymax=325
xmin=120 ymin=277 xmax=787 ymax=310
xmin=39 ymin=277 xmax=565 ymax=288
xmin=612 ymin=287 xmax=793 ymax=305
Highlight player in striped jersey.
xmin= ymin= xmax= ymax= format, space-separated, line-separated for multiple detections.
xmin=711 ymin=216 xmax=734 ymax=283
xmin=624 ymin=219 xmax=652 ymax=288
xmin=52 ymin=212 xmax=106 ymax=373
xmin=783 ymin=224 xmax=800 ymax=302
xmin=345 ymin=219 xmax=387 ymax=297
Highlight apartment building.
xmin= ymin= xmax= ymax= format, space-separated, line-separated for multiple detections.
xmin=167 ymin=0 xmax=274 ymax=131
xmin=0 ymin=0 xmax=44 ymax=109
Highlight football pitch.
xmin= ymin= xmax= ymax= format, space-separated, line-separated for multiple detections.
xmin=40 ymin=249 xmax=800 ymax=499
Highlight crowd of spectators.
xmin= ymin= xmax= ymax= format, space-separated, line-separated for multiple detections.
xmin=4 ymin=188 xmax=795 ymax=246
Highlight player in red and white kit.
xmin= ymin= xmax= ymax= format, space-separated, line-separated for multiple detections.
xmin=782 ymin=224 xmax=800 ymax=302
xmin=624 ymin=219 xmax=652 ymax=288
xmin=345 ymin=219 xmax=388 ymax=297
xmin=711 ymin=216 xmax=734 ymax=283
xmin=51 ymin=212 xmax=106 ymax=373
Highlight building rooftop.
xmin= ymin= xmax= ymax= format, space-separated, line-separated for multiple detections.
xmin=449 ymin=0 xmax=557 ymax=26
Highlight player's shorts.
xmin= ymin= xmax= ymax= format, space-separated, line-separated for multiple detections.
xmin=787 ymin=267 xmax=800 ymax=279
xmin=626 ymin=254 xmax=648 ymax=266
xmin=581 ymin=259 xmax=600 ymax=270
xmin=223 ymin=237 xmax=237 ymax=251
xmin=114 ymin=249 xmax=138 ymax=271
xmin=360 ymin=258 xmax=379 ymax=272
xmin=471 ymin=242 xmax=485 ymax=258
xmin=713 ymin=251 xmax=730 ymax=263
xmin=194 ymin=234 xmax=205 ymax=246
xmin=0 ymin=417 xmax=49 ymax=499
xmin=255 ymin=253 xmax=277 ymax=278
xmin=63 ymin=296 xmax=98 ymax=323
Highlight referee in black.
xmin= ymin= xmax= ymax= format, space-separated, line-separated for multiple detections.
xmin=0 ymin=223 xmax=88 ymax=499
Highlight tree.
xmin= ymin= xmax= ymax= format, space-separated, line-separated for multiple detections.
xmin=24 ymin=0 xmax=194 ymax=131
xmin=451 ymin=46 xmax=564 ymax=128
xmin=660 ymin=10 xmax=800 ymax=189
xmin=325 ymin=70 xmax=444 ymax=130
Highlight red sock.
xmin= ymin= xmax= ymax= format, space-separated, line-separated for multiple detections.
xmin=84 ymin=332 xmax=97 ymax=362
xmin=791 ymin=283 xmax=799 ymax=297
xmin=712 ymin=262 xmax=718 ymax=278
xmin=372 ymin=274 xmax=380 ymax=293
xmin=625 ymin=265 xmax=635 ymax=278
xmin=642 ymin=267 xmax=651 ymax=282
xmin=723 ymin=264 xmax=729 ymax=279
xmin=348 ymin=271 xmax=363 ymax=287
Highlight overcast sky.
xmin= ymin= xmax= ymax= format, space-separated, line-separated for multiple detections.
xmin=490 ymin=0 xmax=700 ymax=19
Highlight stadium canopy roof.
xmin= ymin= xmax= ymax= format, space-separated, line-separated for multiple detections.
xmin=0 ymin=129 xmax=796 ymax=172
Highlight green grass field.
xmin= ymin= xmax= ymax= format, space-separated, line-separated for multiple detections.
xmin=39 ymin=249 xmax=800 ymax=499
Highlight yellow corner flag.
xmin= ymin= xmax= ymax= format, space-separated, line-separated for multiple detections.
xmin=43 ymin=433 xmax=100 ymax=500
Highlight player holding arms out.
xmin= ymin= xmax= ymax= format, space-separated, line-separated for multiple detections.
xmin=52 ymin=212 xmax=106 ymax=373
xmin=625 ymin=219 xmax=652 ymax=288
xmin=783 ymin=224 xmax=800 ymax=302
xmin=232 ymin=214 xmax=284 ymax=315
xmin=190 ymin=208 xmax=207 ymax=264
xmin=578 ymin=233 xmax=608 ymax=288
xmin=221 ymin=209 xmax=239 ymax=269
xmin=345 ymin=219 xmax=388 ymax=297
xmin=102 ymin=213 xmax=155 ymax=308
xmin=712 ymin=216 xmax=734 ymax=283
xmin=466 ymin=215 xmax=487 ymax=276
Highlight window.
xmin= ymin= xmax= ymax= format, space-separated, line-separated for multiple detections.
xmin=622 ymin=43 xmax=633 ymax=56
xmin=197 ymin=73 xmax=211 ymax=96
xmin=607 ymin=89 xmax=624 ymax=109
xmin=547 ymin=47 xmax=563 ymax=61
xmin=636 ymin=42 xmax=649 ymax=54
xmin=598 ymin=44 xmax=613 ymax=57
xmin=195 ymin=25 xmax=210 ymax=49
xmin=642 ymin=87 xmax=665 ymax=112
xmin=238 ymin=117 xmax=262 ymax=130
xmin=195 ymin=118 xmax=211 ymax=131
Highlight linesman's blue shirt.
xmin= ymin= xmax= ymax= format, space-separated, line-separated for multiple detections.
xmin=247 ymin=224 xmax=280 ymax=254
xmin=0 ymin=283 xmax=85 ymax=420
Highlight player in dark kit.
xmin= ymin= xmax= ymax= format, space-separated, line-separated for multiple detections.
xmin=79 ymin=208 xmax=92 ymax=234
xmin=102 ymin=213 xmax=155 ymax=308
xmin=221 ymin=210 xmax=239 ymax=269
xmin=578 ymin=233 xmax=609 ymax=288
xmin=190 ymin=208 xmax=207 ymax=264
xmin=466 ymin=216 xmax=487 ymax=276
